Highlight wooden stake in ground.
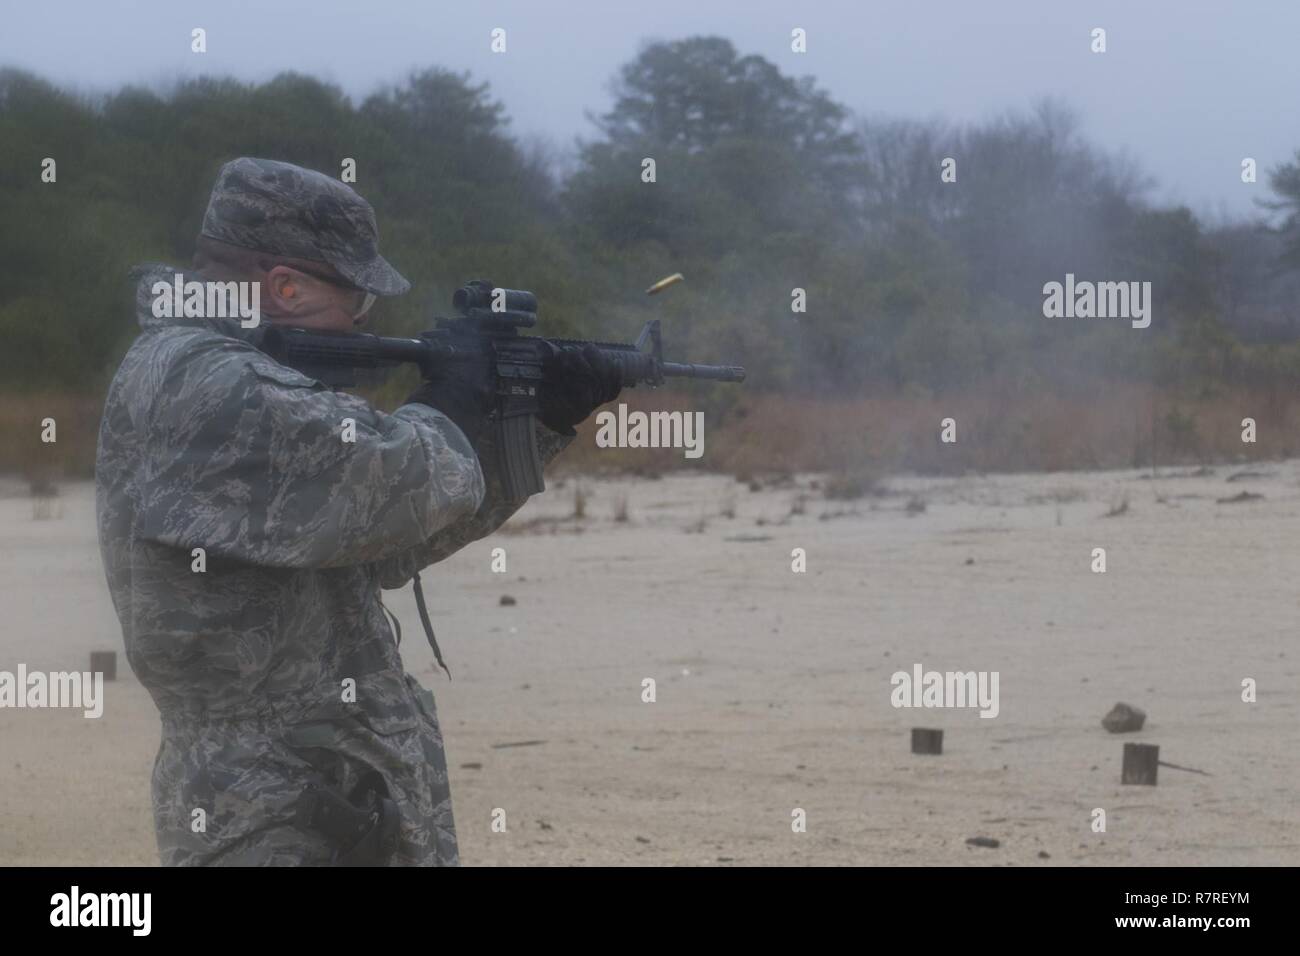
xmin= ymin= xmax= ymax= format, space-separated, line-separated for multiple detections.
xmin=911 ymin=728 xmax=943 ymax=755
xmin=1122 ymin=742 xmax=1159 ymax=785
xmin=90 ymin=650 xmax=117 ymax=681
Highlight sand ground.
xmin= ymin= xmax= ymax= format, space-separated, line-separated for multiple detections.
xmin=1 ymin=463 xmax=1297 ymax=866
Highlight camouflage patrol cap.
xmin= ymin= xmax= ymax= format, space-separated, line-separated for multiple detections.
xmin=200 ymin=157 xmax=410 ymax=296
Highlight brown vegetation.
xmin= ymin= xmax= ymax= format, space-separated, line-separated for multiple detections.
xmin=4 ymin=382 xmax=1292 ymax=485
xmin=553 ymin=381 xmax=1292 ymax=480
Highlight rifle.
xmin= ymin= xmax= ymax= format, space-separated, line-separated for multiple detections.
xmin=254 ymin=279 xmax=746 ymax=501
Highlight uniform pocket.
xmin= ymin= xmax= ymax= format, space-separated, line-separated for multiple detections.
xmin=349 ymin=668 xmax=423 ymax=736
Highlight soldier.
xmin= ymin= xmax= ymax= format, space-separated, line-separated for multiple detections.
xmin=95 ymin=157 xmax=621 ymax=865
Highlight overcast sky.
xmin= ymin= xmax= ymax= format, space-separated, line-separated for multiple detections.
xmin=4 ymin=0 xmax=1297 ymax=220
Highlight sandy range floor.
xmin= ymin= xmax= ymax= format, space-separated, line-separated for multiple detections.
xmin=1 ymin=463 xmax=1297 ymax=866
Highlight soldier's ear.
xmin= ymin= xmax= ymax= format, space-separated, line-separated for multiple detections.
xmin=265 ymin=266 xmax=302 ymax=312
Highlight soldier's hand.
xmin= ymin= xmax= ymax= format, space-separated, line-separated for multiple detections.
xmin=405 ymin=359 xmax=495 ymax=446
xmin=538 ymin=344 xmax=624 ymax=436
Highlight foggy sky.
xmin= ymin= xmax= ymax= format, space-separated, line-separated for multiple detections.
xmin=4 ymin=0 xmax=1297 ymax=220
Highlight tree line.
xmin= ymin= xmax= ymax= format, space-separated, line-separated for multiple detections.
xmin=3 ymin=35 xmax=1300 ymax=407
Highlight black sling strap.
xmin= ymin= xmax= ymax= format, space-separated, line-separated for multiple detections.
xmin=379 ymin=574 xmax=450 ymax=680
xmin=412 ymin=571 xmax=452 ymax=680
xmin=379 ymin=597 xmax=402 ymax=646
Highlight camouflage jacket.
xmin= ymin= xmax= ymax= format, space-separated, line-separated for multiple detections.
xmin=95 ymin=264 xmax=569 ymax=866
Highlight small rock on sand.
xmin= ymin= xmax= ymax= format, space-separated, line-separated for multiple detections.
xmin=1102 ymin=702 xmax=1146 ymax=733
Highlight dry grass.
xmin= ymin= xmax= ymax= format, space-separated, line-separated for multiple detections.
xmin=5 ymin=381 xmax=1297 ymax=484
xmin=555 ymin=381 xmax=1296 ymax=478
xmin=0 ymin=394 xmax=102 ymax=481
xmin=823 ymin=470 xmax=883 ymax=501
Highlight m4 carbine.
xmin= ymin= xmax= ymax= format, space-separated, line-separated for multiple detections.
xmin=255 ymin=279 xmax=746 ymax=501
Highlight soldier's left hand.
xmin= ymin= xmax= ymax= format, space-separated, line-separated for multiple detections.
xmin=538 ymin=344 xmax=624 ymax=435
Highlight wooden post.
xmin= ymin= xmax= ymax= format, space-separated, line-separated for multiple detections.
xmin=1122 ymin=742 xmax=1158 ymax=785
xmin=90 ymin=650 xmax=117 ymax=681
xmin=911 ymin=728 xmax=943 ymax=755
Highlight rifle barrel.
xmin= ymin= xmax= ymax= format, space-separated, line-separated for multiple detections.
xmin=660 ymin=361 xmax=747 ymax=383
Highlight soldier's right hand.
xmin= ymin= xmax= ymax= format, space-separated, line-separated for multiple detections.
xmin=405 ymin=359 xmax=495 ymax=446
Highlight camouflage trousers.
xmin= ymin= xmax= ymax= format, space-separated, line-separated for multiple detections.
xmin=151 ymin=673 xmax=459 ymax=867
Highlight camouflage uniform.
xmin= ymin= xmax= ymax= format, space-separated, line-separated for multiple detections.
xmin=95 ymin=159 xmax=569 ymax=865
